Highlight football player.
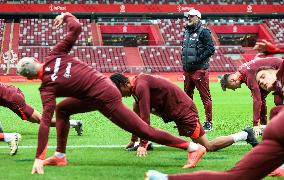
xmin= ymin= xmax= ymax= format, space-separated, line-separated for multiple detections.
xmin=0 ymin=121 xmax=21 ymax=155
xmin=17 ymin=12 xmax=209 ymax=174
xmin=220 ymin=57 xmax=283 ymax=136
xmin=0 ymin=82 xmax=83 ymax=136
xmin=110 ymin=73 xmax=258 ymax=157
xmin=145 ymin=109 xmax=284 ymax=179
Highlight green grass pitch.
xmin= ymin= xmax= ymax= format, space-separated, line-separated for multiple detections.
xmin=0 ymin=82 xmax=279 ymax=179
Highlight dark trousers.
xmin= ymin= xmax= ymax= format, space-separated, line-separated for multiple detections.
xmin=184 ymin=69 xmax=212 ymax=123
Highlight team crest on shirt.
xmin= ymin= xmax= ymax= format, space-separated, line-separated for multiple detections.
xmin=193 ymin=33 xmax=198 ymax=37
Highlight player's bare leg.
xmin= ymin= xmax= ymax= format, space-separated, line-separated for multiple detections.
xmin=193 ymin=128 xmax=258 ymax=151
xmin=193 ymin=135 xmax=234 ymax=152
xmin=28 ymin=110 xmax=83 ymax=135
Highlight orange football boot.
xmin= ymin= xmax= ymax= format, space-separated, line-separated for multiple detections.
xmin=183 ymin=145 xmax=206 ymax=168
xmin=268 ymin=167 xmax=284 ymax=177
xmin=44 ymin=155 xmax=68 ymax=166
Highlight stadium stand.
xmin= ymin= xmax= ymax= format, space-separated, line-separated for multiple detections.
xmin=157 ymin=19 xmax=185 ymax=46
xmin=1 ymin=9 xmax=281 ymax=75
xmin=19 ymin=19 xmax=92 ymax=46
xmin=139 ymin=46 xmax=183 ymax=72
xmin=139 ymin=46 xmax=243 ymax=72
xmin=18 ymin=46 xmax=127 ymax=73
xmin=264 ymin=19 xmax=284 ymax=43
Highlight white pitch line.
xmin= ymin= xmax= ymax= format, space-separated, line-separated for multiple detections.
xmin=0 ymin=142 xmax=248 ymax=149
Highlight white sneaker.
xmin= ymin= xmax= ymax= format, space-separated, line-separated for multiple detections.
xmin=7 ymin=133 xmax=22 ymax=156
xmin=145 ymin=170 xmax=168 ymax=180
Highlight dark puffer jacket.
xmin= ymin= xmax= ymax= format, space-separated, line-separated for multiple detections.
xmin=181 ymin=21 xmax=215 ymax=71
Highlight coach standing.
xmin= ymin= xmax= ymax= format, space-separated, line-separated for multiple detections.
xmin=181 ymin=9 xmax=215 ymax=131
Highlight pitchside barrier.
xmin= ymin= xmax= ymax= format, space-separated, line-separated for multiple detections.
xmin=0 ymin=71 xmax=222 ymax=83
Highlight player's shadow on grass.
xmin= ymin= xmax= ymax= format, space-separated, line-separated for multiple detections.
xmin=15 ymin=158 xmax=34 ymax=162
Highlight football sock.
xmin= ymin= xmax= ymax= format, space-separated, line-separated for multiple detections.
xmin=69 ymin=120 xmax=78 ymax=127
xmin=260 ymin=125 xmax=266 ymax=132
xmin=3 ymin=133 xmax=18 ymax=142
xmin=55 ymin=151 xmax=66 ymax=159
xmin=230 ymin=131 xmax=248 ymax=142
xmin=188 ymin=142 xmax=199 ymax=152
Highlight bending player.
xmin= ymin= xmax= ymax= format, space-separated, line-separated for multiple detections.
xmin=0 ymin=82 xmax=83 ymax=136
xmin=110 ymin=73 xmax=258 ymax=157
xmin=0 ymin=121 xmax=21 ymax=155
xmin=145 ymin=110 xmax=284 ymax=180
xmin=17 ymin=12 xmax=208 ymax=174
xmin=255 ymin=57 xmax=284 ymax=177
xmin=144 ymin=60 xmax=284 ymax=180
xmin=220 ymin=57 xmax=283 ymax=136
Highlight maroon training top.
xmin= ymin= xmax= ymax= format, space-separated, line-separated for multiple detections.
xmin=36 ymin=15 xmax=114 ymax=159
xmin=130 ymin=73 xmax=195 ymax=145
xmin=0 ymin=83 xmax=21 ymax=108
xmin=238 ymin=57 xmax=283 ymax=126
xmin=132 ymin=73 xmax=194 ymax=124
xmin=266 ymin=43 xmax=284 ymax=54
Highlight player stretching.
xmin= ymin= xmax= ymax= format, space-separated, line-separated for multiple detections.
xmin=0 ymin=82 xmax=83 ymax=136
xmin=220 ymin=57 xmax=283 ymax=136
xmin=144 ymin=59 xmax=284 ymax=180
xmin=0 ymin=121 xmax=21 ymax=155
xmin=145 ymin=110 xmax=284 ymax=180
xmin=255 ymin=58 xmax=284 ymax=177
xmin=17 ymin=12 xmax=206 ymax=174
xmin=110 ymin=73 xmax=258 ymax=157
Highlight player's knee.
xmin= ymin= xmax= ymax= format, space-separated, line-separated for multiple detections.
xmin=56 ymin=105 xmax=70 ymax=118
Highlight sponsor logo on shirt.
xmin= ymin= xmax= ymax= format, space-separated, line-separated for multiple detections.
xmin=64 ymin=63 xmax=72 ymax=79
xmin=51 ymin=58 xmax=61 ymax=81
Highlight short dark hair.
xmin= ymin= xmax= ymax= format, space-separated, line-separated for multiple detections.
xmin=109 ymin=73 xmax=129 ymax=89
xmin=220 ymin=74 xmax=231 ymax=91
xmin=255 ymin=66 xmax=275 ymax=78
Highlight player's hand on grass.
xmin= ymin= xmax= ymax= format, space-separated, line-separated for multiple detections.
xmin=253 ymin=40 xmax=269 ymax=53
xmin=125 ymin=141 xmax=135 ymax=150
xmin=31 ymin=158 xmax=44 ymax=174
xmin=136 ymin=146 xmax=147 ymax=157
xmin=253 ymin=126 xmax=260 ymax=138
